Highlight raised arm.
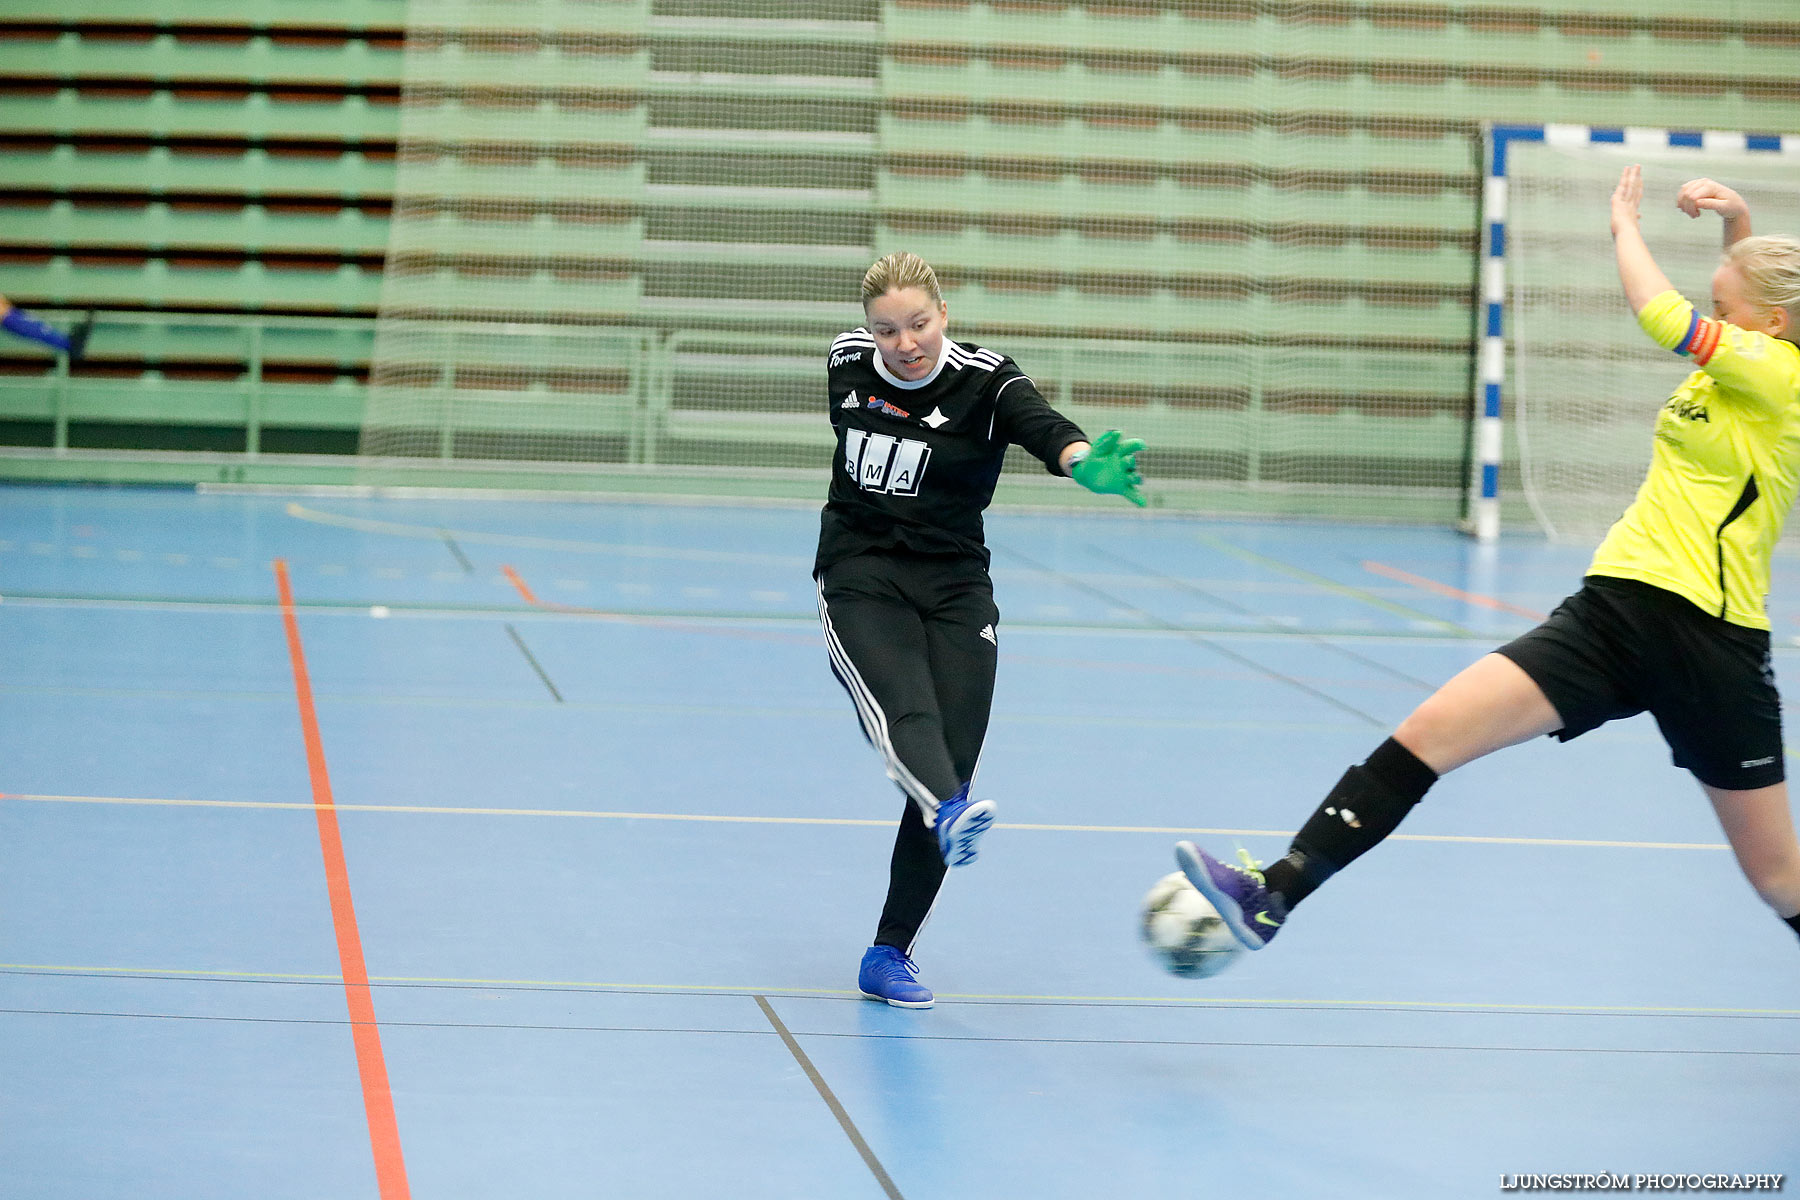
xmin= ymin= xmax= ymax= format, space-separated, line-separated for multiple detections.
xmin=1676 ymin=177 xmax=1753 ymax=248
xmin=1610 ymin=164 xmax=1674 ymax=315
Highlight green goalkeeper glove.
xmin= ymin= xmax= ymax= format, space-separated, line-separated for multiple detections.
xmin=1069 ymin=429 xmax=1147 ymax=507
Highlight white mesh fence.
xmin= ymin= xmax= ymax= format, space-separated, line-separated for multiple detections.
xmin=357 ymin=1 xmax=1800 ymax=521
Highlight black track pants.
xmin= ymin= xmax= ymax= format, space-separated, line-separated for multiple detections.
xmin=816 ymin=550 xmax=999 ymax=952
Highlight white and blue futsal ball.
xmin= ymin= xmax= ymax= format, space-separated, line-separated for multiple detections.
xmin=1139 ymin=871 xmax=1243 ymax=979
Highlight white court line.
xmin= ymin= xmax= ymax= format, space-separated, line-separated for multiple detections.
xmin=22 ymin=589 xmax=1800 ymax=659
xmin=0 ymin=792 xmax=1731 ymax=851
xmin=284 ymin=502 xmax=808 ymax=567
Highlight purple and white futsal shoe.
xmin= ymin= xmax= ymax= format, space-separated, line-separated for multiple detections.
xmin=1175 ymin=841 xmax=1287 ymax=950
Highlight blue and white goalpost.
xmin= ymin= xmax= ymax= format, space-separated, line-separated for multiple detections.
xmin=1472 ymin=123 xmax=1798 ymax=544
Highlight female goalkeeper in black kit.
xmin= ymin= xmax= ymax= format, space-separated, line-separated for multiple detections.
xmin=815 ymin=251 xmax=1147 ymax=1008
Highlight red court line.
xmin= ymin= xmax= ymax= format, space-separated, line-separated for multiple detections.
xmin=273 ymin=559 xmax=412 ymax=1200
xmin=1361 ymin=559 xmax=1546 ymax=621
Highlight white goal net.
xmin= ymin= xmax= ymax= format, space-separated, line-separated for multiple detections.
xmin=1506 ymin=133 xmax=1800 ymax=544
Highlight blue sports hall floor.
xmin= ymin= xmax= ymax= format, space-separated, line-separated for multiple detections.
xmin=2 ymin=482 xmax=1796 ymax=1198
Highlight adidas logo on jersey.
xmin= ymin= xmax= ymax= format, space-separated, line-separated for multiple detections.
xmin=978 ymin=623 xmax=997 ymax=646
xmin=840 ymin=390 xmax=859 ymax=409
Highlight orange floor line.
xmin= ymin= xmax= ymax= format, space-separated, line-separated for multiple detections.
xmin=1361 ymin=559 xmax=1546 ymax=621
xmin=274 ymin=558 xmax=412 ymax=1200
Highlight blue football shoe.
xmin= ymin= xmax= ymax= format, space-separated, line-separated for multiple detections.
xmin=858 ymin=944 xmax=933 ymax=1008
xmin=935 ymin=785 xmax=996 ymax=867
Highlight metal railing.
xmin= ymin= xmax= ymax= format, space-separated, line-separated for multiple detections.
xmin=0 ymin=308 xmax=1472 ymax=524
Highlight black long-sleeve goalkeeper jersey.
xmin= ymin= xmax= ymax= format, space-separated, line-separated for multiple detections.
xmin=813 ymin=328 xmax=1087 ymax=574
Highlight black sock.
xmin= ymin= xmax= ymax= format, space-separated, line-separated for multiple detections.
xmin=1786 ymin=912 xmax=1800 ymax=944
xmin=874 ymin=798 xmax=947 ymax=951
xmin=1262 ymin=737 xmax=1438 ymax=909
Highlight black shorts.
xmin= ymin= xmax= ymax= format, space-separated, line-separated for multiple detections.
xmin=1495 ymin=576 xmax=1783 ymax=790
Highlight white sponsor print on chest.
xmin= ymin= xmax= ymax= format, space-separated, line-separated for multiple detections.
xmin=844 ymin=428 xmax=931 ymax=496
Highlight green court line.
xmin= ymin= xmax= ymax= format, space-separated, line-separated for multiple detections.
xmin=1190 ymin=530 xmax=1476 ymax=636
xmin=4 ymin=963 xmax=1793 ymax=1019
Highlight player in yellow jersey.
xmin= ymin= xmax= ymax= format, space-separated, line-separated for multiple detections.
xmin=1172 ymin=167 xmax=1800 ymax=958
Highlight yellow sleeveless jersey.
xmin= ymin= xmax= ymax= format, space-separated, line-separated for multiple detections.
xmin=1586 ymin=290 xmax=1800 ymax=630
